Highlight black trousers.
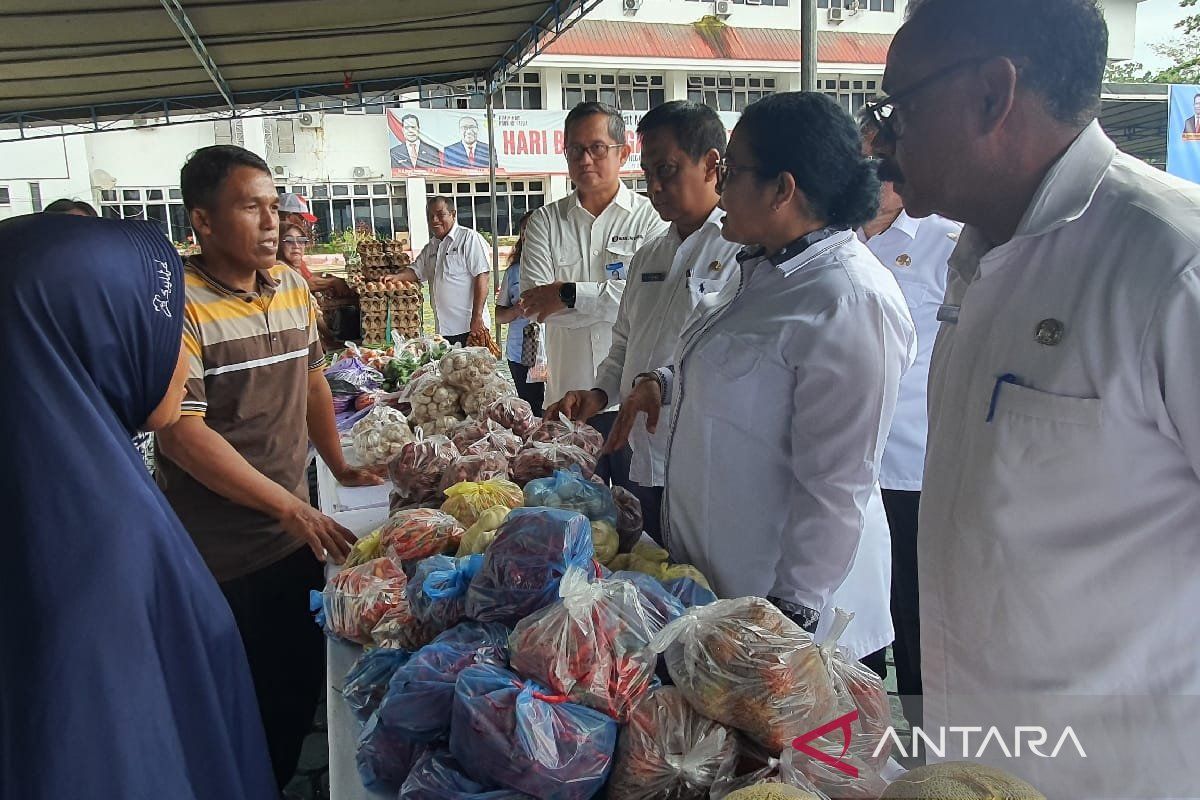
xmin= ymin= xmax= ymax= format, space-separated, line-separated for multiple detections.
xmin=883 ymin=488 xmax=923 ymax=728
xmin=444 ymin=332 xmax=469 ymax=347
xmin=221 ymin=547 xmax=326 ymax=789
xmin=587 ymin=410 xmax=634 ymax=487
xmin=508 ymin=360 xmax=545 ymax=417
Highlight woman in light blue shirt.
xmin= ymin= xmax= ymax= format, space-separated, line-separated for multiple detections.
xmin=495 ymin=212 xmax=544 ymax=416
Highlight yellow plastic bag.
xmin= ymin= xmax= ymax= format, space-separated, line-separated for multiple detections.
xmin=628 ymin=542 xmax=671 ymax=580
xmin=440 ymin=478 xmax=523 ymax=528
xmin=662 ymin=563 xmax=711 ymax=590
xmin=343 ymin=529 xmax=384 ymax=569
xmin=455 ymin=505 xmax=512 ymax=556
xmin=592 ymin=520 xmax=620 ymax=565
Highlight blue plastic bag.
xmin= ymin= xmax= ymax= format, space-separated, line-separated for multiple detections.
xmin=400 ymin=750 xmax=534 ymax=799
xmin=432 ymin=620 xmax=512 ymax=649
xmin=663 ymin=577 xmax=718 ymax=608
xmin=342 ymin=647 xmax=411 ymax=722
xmin=409 ymin=554 xmax=485 ymax=632
xmin=378 ymin=630 xmax=509 ymax=743
xmin=356 ymin=711 xmax=431 ymax=790
xmin=449 ymin=664 xmax=617 ymax=800
xmin=609 ymin=570 xmax=686 ymax=632
xmin=522 ymin=468 xmax=618 ymax=526
xmin=465 ymin=508 xmax=595 ymax=626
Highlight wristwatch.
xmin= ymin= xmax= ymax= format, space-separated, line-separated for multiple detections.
xmin=767 ymin=596 xmax=821 ymax=634
xmin=558 ymin=282 xmax=577 ymax=309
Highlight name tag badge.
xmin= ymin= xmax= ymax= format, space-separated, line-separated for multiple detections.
xmin=641 ymin=272 xmax=667 ymax=283
xmin=606 ymin=261 xmax=627 ymax=281
xmin=937 ymin=304 xmax=961 ymax=324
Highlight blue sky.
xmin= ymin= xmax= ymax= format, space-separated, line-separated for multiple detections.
xmin=1133 ymin=0 xmax=1193 ymax=68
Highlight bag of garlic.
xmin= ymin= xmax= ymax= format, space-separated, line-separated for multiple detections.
xmin=405 ymin=370 xmax=463 ymax=427
xmin=439 ymin=347 xmax=498 ymax=392
xmin=352 ymin=405 xmax=416 ymax=466
xmin=461 ymin=373 xmax=516 ymax=416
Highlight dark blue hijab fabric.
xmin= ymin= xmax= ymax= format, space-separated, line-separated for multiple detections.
xmin=0 ymin=214 xmax=277 ymax=800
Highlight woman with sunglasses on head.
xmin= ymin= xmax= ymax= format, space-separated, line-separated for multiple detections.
xmin=606 ymin=92 xmax=916 ymax=664
xmin=278 ymin=221 xmax=355 ymax=349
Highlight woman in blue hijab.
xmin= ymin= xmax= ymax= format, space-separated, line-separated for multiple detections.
xmin=0 ymin=214 xmax=277 ymax=799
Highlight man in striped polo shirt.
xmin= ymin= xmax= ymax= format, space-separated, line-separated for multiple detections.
xmin=156 ymin=145 xmax=381 ymax=789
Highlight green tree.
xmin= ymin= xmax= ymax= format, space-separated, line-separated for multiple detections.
xmin=1106 ymin=1 xmax=1200 ymax=84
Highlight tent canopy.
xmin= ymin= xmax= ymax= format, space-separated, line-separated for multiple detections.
xmin=0 ymin=0 xmax=590 ymax=133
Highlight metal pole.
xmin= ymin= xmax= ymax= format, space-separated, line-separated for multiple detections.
xmin=486 ymin=90 xmax=502 ymax=341
xmin=801 ymin=0 xmax=817 ymax=92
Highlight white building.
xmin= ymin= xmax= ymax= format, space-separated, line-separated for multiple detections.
xmin=0 ymin=0 xmax=1146 ymax=252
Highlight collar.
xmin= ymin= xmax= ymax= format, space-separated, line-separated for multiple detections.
xmin=671 ymin=204 xmax=725 ymax=243
xmin=735 ymin=228 xmax=853 ymax=275
xmin=435 ymin=223 xmax=463 ymax=245
xmin=187 ymin=255 xmax=278 ymax=296
xmin=858 ymin=209 xmax=920 ymax=243
xmin=572 ymin=183 xmax=635 ymax=217
xmin=1011 ymin=120 xmax=1115 ymax=240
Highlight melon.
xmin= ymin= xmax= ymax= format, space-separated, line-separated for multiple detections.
xmin=724 ymin=782 xmax=823 ymax=800
xmin=881 ymin=762 xmax=1045 ymax=799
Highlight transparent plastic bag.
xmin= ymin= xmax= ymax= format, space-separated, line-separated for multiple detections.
xmin=526 ymin=413 xmax=605 ymax=457
xmin=378 ymin=508 xmax=465 ymax=562
xmin=610 ymin=570 xmax=686 ymax=632
xmin=413 ymin=414 xmax=465 ymax=438
xmin=441 ymin=476 xmax=523 ymax=529
xmin=482 ymin=395 xmax=539 ymax=437
xmin=611 ymin=485 xmax=645 ymax=553
xmin=320 ymin=557 xmax=409 ymax=645
xmin=455 ymin=505 xmax=511 ymax=557
xmin=464 ymin=421 xmax=524 ymax=460
xmin=344 ymin=528 xmax=385 ymax=569
xmin=509 ymin=567 xmax=659 ymax=721
xmin=400 ymin=750 xmax=534 ymax=799
xmin=438 ymin=454 xmax=512 ymax=502
xmin=711 ymin=747 xmax=830 ymax=800
xmin=462 ymin=374 xmax=516 ymax=416
xmin=465 ymin=507 xmax=595 ymax=625
xmin=351 ymin=404 xmax=415 ymax=465
xmin=371 ymin=599 xmax=438 ymax=651
xmin=407 ymin=554 xmax=485 ymax=632
xmin=664 ymin=577 xmax=718 ymax=608
xmin=440 ymin=347 xmax=499 ymax=392
xmin=388 ymin=434 xmax=461 ymax=509
xmin=650 ymin=597 xmax=838 ymax=753
xmin=449 ymin=417 xmax=493 ymax=451
xmin=607 ymin=686 xmax=738 ymax=799
xmin=511 ymin=441 xmax=597 ymax=484
xmin=407 ymin=370 xmax=464 ymax=423
xmin=449 ymin=664 xmax=618 ymax=800
xmin=378 ymin=621 xmax=510 ymax=744
xmin=522 ymin=467 xmax=617 ymax=526
xmin=343 ymin=647 xmax=411 ymax=722
xmin=356 ymin=711 xmax=432 ymax=790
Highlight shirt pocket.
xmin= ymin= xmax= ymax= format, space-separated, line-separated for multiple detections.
xmin=604 ymin=244 xmax=637 ymax=281
xmin=444 ymin=249 xmax=470 ymax=275
xmin=894 ymin=278 xmax=931 ymax=312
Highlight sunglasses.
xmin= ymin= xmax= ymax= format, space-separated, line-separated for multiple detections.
xmin=282 ymin=236 xmax=309 ymax=245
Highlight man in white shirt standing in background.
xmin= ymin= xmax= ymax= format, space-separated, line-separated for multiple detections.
xmin=546 ymin=101 xmax=741 ymax=541
xmin=521 ymin=102 xmax=667 ymax=488
xmin=396 ymin=196 xmax=490 ymax=346
xmin=856 ymin=115 xmax=960 ymax=727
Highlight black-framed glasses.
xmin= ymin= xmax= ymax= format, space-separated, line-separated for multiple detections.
xmin=715 ymin=157 xmax=770 ymax=193
xmin=282 ymin=236 xmax=309 ymax=245
xmin=642 ymin=160 xmax=681 ymax=185
xmin=564 ymin=142 xmax=624 ymax=162
xmin=864 ymin=57 xmax=991 ymax=142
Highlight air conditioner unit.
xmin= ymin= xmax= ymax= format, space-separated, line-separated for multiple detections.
xmin=272 ymin=165 xmax=287 ymax=177
xmin=828 ymin=6 xmax=845 ymax=22
xmin=846 ymin=0 xmax=861 ymax=11
xmin=623 ymin=0 xmax=641 ymax=12
xmin=714 ymin=0 xmax=732 ymax=17
xmin=352 ymin=166 xmax=373 ymax=179
xmin=131 ymin=116 xmax=149 ymax=127
xmin=297 ymin=112 xmax=323 ymax=128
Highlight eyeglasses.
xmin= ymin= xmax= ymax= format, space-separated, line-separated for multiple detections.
xmin=282 ymin=236 xmax=309 ymax=245
xmin=863 ymin=57 xmax=991 ymax=143
xmin=642 ymin=161 xmax=680 ymax=185
xmin=564 ymin=142 xmax=624 ymax=162
xmin=715 ymin=157 xmax=770 ymax=194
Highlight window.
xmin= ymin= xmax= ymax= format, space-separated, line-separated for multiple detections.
xmin=817 ymin=0 xmax=894 ymax=9
xmin=687 ymin=74 xmax=777 ymax=112
xmin=28 ymin=182 xmax=42 ymax=213
xmin=213 ymin=119 xmax=244 ymax=147
xmin=99 ymin=187 xmax=190 ymax=242
xmin=422 ymin=73 xmax=542 ymax=110
xmin=820 ymin=75 xmax=881 ymax=114
xmin=425 ymin=179 xmax=546 ymax=236
xmin=0 ymin=186 xmax=10 ymax=205
xmin=622 ymin=177 xmax=648 ymax=196
xmin=562 ymin=72 xmax=665 ymax=111
xmin=281 ymin=182 xmax=409 ymax=242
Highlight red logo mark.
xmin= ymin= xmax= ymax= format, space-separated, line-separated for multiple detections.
xmin=792 ymin=709 xmax=860 ymax=779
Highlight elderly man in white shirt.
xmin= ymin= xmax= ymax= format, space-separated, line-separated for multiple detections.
xmin=396 ymin=196 xmax=490 ymax=345
xmin=873 ymin=1 xmax=1200 ymax=794
xmin=546 ymin=101 xmax=741 ymax=542
xmin=856 ymin=120 xmax=961 ymax=722
xmin=520 ymin=101 xmax=667 ymax=488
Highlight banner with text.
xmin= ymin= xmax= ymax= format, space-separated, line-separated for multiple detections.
xmin=387 ymin=108 xmax=740 ymax=177
xmin=1166 ymin=84 xmax=1200 ymax=184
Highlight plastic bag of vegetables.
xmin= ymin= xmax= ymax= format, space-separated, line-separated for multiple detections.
xmin=463 ymin=421 xmax=524 ymax=460
xmin=371 ymin=599 xmax=438 ymax=651
xmin=511 ymin=441 xmax=597 ymax=484
xmin=462 ymin=374 xmax=516 ymax=416
xmin=441 ymin=476 xmax=523 ymax=528
xmin=320 ymin=556 xmax=409 ymax=645
xmin=351 ymin=404 xmax=415 ymax=465
xmin=449 ymin=663 xmax=618 ymax=800
xmin=356 ymin=711 xmax=432 ymax=790
xmin=651 ymin=598 xmax=838 ymax=753
xmin=611 ymin=485 xmax=645 ymax=552
xmin=413 ymin=414 xmax=465 ymax=438
xmin=449 ymin=417 xmax=493 ymax=451
xmin=343 ymin=647 xmax=411 ymax=722
xmin=379 ymin=508 xmax=465 ymax=562
xmin=482 ymin=396 xmax=539 ymax=438
xmin=455 ymin=505 xmax=510 ymax=557
xmin=509 ymin=566 xmax=660 ymax=721
xmin=378 ymin=621 xmax=510 ymax=744
xmin=610 ymin=570 xmax=686 ymax=632
xmin=522 ymin=468 xmax=618 ymax=526
xmin=407 ymin=370 xmax=464 ymax=425
xmin=607 ymin=686 xmax=738 ymax=800
xmin=526 ymin=413 xmax=605 ymax=457
xmin=344 ymin=528 xmax=385 ymax=569
xmin=465 ymin=507 xmax=595 ymax=625
xmin=407 ymin=554 xmax=485 ymax=632
xmin=591 ymin=520 xmax=619 ymax=564
xmin=400 ymin=750 xmax=534 ymax=800
xmin=389 ymin=434 xmax=460 ymax=509
xmin=440 ymin=346 xmax=499 ymax=392
xmin=438 ymin=453 xmax=512 ymax=500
